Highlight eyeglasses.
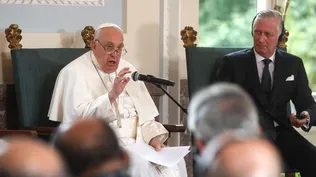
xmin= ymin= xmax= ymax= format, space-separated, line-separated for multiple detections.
xmin=96 ymin=40 xmax=127 ymax=56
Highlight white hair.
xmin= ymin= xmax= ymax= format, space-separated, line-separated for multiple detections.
xmin=187 ymin=82 xmax=259 ymax=143
xmin=253 ymin=9 xmax=283 ymax=37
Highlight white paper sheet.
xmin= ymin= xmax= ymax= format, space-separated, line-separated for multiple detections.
xmin=124 ymin=142 xmax=190 ymax=167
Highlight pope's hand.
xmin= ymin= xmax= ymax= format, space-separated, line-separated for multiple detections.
xmin=149 ymin=136 xmax=165 ymax=152
xmin=109 ymin=67 xmax=131 ymax=103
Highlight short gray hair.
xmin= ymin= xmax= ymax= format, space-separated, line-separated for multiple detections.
xmin=187 ymin=82 xmax=259 ymax=143
xmin=253 ymin=9 xmax=283 ymax=37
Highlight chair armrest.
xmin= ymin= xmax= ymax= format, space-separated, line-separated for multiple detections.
xmin=22 ymin=125 xmax=186 ymax=136
xmin=0 ymin=130 xmax=38 ymax=137
xmin=163 ymin=124 xmax=186 ymax=133
xmin=23 ymin=126 xmax=56 ymax=136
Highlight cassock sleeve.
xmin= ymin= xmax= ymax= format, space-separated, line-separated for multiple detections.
xmin=48 ymin=68 xmax=116 ymax=123
xmin=141 ymin=120 xmax=169 ymax=144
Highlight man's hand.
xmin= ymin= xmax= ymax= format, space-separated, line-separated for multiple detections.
xmin=289 ymin=111 xmax=310 ymax=128
xmin=149 ymin=136 xmax=165 ymax=152
xmin=109 ymin=67 xmax=131 ymax=103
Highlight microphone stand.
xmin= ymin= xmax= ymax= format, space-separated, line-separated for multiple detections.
xmin=153 ymin=83 xmax=187 ymax=114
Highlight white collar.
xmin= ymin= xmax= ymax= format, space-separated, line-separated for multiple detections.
xmin=254 ymin=48 xmax=276 ymax=64
xmin=90 ymin=51 xmax=101 ymax=69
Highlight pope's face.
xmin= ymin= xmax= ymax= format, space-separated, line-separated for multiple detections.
xmin=91 ymin=27 xmax=124 ymax=73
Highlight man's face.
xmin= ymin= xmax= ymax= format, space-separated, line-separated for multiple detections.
xmin=253 ymin=17 xmax=280 ymax=58
xmin=91 ymin=27 xmax=124 ymax=73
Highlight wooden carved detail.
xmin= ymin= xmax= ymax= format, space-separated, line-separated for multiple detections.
xmin=81 ymin=26 xmax=95 ymax=48
xmin=180 ymin=26 xmax=197 ymax=48
xmin=5 ymin=24 xmax=22 ymax=50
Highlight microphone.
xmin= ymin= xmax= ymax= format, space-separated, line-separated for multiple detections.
xmin=131 ymin=71 xmax=175 ymax=86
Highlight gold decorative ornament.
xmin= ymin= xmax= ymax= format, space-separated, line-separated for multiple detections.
xmin=5 ymin=24 xmax=22 ymax=50
xmin=279 ymin=30 xmax=289 ymax=49
xmin=275 ymin=0 xmax=291 ymax=49
xmin=282 ymin=0 xmax=290 ymax=22
xmin=274 ymin=5 xmax=281 ymax=13
xmin=180 ymin=26 xmax=197 ymax=48
xmin=81 ymin=26 xmax=95 ymax=48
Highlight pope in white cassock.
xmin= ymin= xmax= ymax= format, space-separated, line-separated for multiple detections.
xmin=47 ymin=23 xmax=187 ymax=177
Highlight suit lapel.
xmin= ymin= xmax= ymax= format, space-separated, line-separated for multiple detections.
xmin=269 ymin=50 xmax=287 ymax=103
xmin=245 ymin=49 xmax=269 ymax=106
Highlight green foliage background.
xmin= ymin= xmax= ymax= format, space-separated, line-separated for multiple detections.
xmin=199 ymin=0 xmax=316 ymax=90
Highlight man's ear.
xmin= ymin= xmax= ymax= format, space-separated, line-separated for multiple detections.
xmin=89 ymin=40 xmax=96 ymax=50
xmin=195 ymin=139 xmax=205 ymax=152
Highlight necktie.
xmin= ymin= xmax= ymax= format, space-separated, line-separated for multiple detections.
xmin=261 ymin=59 xmax=272 ymax=94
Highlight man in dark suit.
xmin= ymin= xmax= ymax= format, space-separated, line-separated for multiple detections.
xmin=218 ymin=9 xmax=316 ymax=177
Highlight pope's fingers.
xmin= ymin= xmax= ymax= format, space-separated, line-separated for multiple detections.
xmin=117 ymin=77 xmax=130 ymax=88
xmin=118 ymin=67 xmax=131 ymax=77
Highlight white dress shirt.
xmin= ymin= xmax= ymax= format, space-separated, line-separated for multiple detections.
xmin=254 ymin=50 xmax=275 ymax=88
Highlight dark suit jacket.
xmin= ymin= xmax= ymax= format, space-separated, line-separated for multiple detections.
xmin=217 ymin=48 xmax=316 ymax=140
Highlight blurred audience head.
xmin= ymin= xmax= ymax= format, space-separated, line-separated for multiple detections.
xmin=187 ymin=82 xmax=260 ymax=151
xmin=52 ymin=118 xmax=130 ymax=177
xmin=0 ymin=135 xmax=67 ymax=177
xmin=205 ymin=137 xmax=282 ymax=177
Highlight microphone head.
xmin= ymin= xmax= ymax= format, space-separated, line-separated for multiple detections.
xmin=131 ymin=71 xmax=139 ymax=81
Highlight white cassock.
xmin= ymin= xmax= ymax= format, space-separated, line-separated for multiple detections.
xmin=48 ymin=51 xmax=187 ymax=177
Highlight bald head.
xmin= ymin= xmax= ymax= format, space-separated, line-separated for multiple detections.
xmin=53 ymin=118 xmax=126 ymax=177
xmin=207 ymin=138 xmax=282 ymax=177
xmin=0 ymin=136 xmax=66 ymax=177
xmin=59 ymin=118 xmax=107 ymax=149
